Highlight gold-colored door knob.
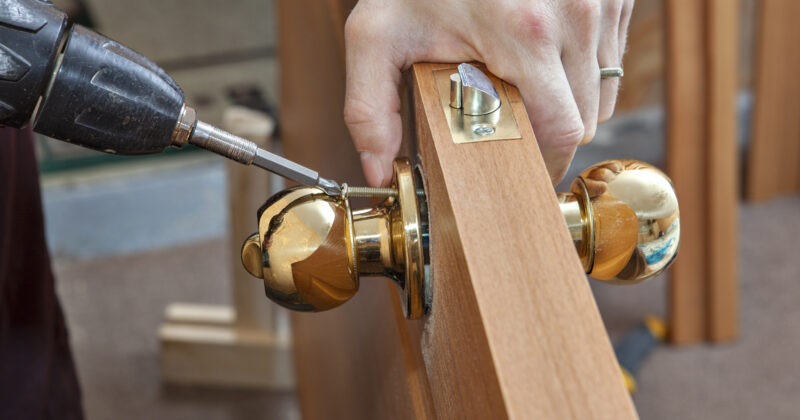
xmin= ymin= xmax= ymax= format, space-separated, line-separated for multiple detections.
xmin=559 ymin=159 xmax=680 ymax=284
xmin=241 ymin=158 xmax=430 ymax=319
xmin=241 ymin=158 xmax=679 ymax=319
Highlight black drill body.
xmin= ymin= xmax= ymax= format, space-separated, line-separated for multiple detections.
xmin=0 ymin=0 xmax=184 ymax=155
xmin=0 ymin=0 xmax=342 ymax=194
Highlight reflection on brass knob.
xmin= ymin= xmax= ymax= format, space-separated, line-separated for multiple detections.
xmin=558 ymin=159 xmax=680 ymax=284
xmin=241 ymin=158 xmax=679 ymax=319
xmin=240 ymin=158 xmax=430 ymax=319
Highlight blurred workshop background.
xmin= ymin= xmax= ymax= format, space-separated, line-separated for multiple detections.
xmin=40 ymin=0 xmax=799 ymax=419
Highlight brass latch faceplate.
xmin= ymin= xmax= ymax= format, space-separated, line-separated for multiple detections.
xmin=434 ymin=63 xmax=522 ymax=144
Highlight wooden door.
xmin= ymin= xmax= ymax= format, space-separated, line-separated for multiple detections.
xmin=279 ymin=3 xmax=636 ymax=418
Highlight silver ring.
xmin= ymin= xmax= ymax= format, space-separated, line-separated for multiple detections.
xmin=600 ymin=67 xmax=624 ymax=79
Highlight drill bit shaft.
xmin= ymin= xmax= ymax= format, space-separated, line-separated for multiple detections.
xmin=188 ymin=120 xmax=341 ymax=196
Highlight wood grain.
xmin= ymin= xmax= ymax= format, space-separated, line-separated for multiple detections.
xmin=665 ymin=0 xmax=739 ymax=343
xmin=279 ymin=1 xmax=433 ymax=418
xmin=278 ymin=0 xmax=361 ymax=186
xmin=665 ymin=0 xmax=709 ymax=344
xmin=411 ymin=63 xmax=636 ymax=419
xmin=282 ymin=1 xmax=635 ymax=417
xmin=706 ymin=0 xmax=739 ymax=341
xmin=746 ymin=0 xmax=800 ymax=201
xmin=223 ymin=107 xmax=281 ymax=331
xmin=615 ymin=0 xmax=665 ymax=112
xmin=159 ymin=108 xmax=292 ymax=389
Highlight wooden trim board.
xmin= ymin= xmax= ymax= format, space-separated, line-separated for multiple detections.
xmin=410 ymin=63 xmax=637 ymax=418
xmin=665 ymin=0 xmax=739 ymax=343
xmin=745 ymin=0 xmax=800 ymax=201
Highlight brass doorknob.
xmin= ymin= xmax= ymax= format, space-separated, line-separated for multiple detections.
xmin=241 ymin=158 xmax=430 ymax=319
xmin=559 ymin=159 xmax=680 ymax=284
xmin=241 ymin=158 xmax=679 ymax=319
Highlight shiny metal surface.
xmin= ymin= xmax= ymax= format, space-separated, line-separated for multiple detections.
xmin=241 ymin=158 xmax=430 ymax=318
xmin=560 ymin=160 xmax=680 ymax=284
xmin=169 ymin=105 xmax=196 ymax=148
xmin=241 ymin=232 xmax=263 ymax=278
xmin=456 ymin=63 xmax=501 ymax=115
xmin=187 ymin=119 xmax=341 ymax=196
xmin=352 ymin=207 xmax=393 ymax=275
xmin=393 ymin=159 xmax=427 ymax=318
xmin=558 ymin=194 xmax=585 ymax=256
xmin=191 ymin=121 xmax=259 ymax=165
xmin=449 ymin=73 xmax=462 ymax=108
xmin=344 ymin=186 xmax=398 ymax=198
xmin=316 ymin=177 xmax=343 ymax=196
xmin=256 ymin=187 xmax=357 ymax=311
xmin=242 ymin=157 xmax=677 ymax=317
xmin=434 ymin=66 xmax=521 ymax=144
xmin=600 ymin=67 xmax=625 ymax=78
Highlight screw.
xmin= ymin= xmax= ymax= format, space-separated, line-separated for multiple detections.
xmin=473 ymin=124 xmax=495 ymax=136
xmin=342 ymin=184 xmax=398 ymax=198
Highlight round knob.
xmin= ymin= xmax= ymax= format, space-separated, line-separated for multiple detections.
xmin=240 ymin=187 xmax=357 ymax=312
xmin=559 ymin=159 xmax=680 ymax=284
xmin=241 ymin=159 xmax=429 ymax=318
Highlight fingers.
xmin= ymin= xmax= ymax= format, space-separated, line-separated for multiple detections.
xmin=561 ymin=1 xmax=601 ymax=144
xmin=344 ymin=12 xmax=404 ymax=187
xmin=598 ymin=0 xmax=631 ymax=122
xmin=514 ymin=1 xmax=602 ymax=184
xmin=619 ymin=0 xmax=635 ymax=58
xmin=515 ymin=49 xmax=585 ymax=185
xmin=340 ymin=0 xmax=635 ymax=188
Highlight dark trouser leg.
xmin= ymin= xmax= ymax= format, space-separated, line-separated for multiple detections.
xmin=0 ymin=127 xmax=84 ymax=419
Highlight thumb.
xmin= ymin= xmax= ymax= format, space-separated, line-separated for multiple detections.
xmin=344 ymin=18 xmax=404 ymax=187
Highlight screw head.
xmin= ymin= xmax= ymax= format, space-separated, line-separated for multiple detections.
xmin=473 ymin=124 xmax=495 ymax=136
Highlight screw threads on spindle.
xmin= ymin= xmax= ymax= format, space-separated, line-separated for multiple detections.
xmin=342 ymin=185 xmax=398 ymax=198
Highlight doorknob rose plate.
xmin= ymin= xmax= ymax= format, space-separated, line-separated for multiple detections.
xmin=241 ymin=158 xmax=431 ymax=319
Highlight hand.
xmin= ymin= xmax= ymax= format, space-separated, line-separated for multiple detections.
xmin=344 ymin=0 xmax=633 ymax=186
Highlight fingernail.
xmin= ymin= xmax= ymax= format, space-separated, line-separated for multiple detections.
xmin=360 ymin=151 xmax=384 ymax=187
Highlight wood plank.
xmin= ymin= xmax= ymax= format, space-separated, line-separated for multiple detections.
xmin=746 ymin=0 xmax=800 ymax=200
xmin=411 ymin=63 xmax=636 ymax=419
xmin=615 ymin=0 xmax=665 ymax=112
xmin=159 ymin=108 xmax=294 ymax=389
xmin=223 ymin=107 xmax=282 ymax=331
xmin=281 ymin=1 xmax=635 ymax=416
xmin=277 ymin=0 xmax=361 ymax=183
xmin=290 ymin=286 xmax=434 ymax=419
xmin=665 ymin=0 xmax=708 ymax=344
xmin=665 ymin=0 xmax=740 ymax=343
xmin=706 ymin=0 xmax=739 ymax=341
xmin=278 ymin=1 xmax=434 ymax=418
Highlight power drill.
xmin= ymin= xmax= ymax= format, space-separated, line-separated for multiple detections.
xmin=0 ymin=0 xmax=340 ymax=195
